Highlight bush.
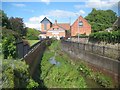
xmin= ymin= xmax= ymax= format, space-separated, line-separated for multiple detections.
xmin=2 ymin=59 xmax=39 ymax=88
xmin=89 ymin=31 xmax=120 ymax=43
xmin=2 ymin=35 xmax=17 ymax=59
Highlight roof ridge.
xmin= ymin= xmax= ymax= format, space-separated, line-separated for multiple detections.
xmin=40 ymin=17 xmax=52 ymax=23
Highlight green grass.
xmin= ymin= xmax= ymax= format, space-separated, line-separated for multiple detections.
xmin=40 ymin=40 xmax=87 ymax=88
xmin=40 ymin=40 xmax=114 ymax=88
xmin=27 ymin=40 xmax=39 ymax=46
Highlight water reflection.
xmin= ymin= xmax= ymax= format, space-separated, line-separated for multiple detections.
xmin=49 ymin=57 xmax=60 ymax=67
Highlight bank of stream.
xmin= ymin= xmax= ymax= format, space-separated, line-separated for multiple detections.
xmin=40 ymin=40 xmax=114 ymax=88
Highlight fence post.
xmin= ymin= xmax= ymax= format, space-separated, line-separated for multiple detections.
xmin=103 ymin=46 xmax=105 ymax=55
xmin=83 ymin=44 xmax=86 ymax=50
xmin=92 ymin=44 xmax=94 ymax=53
xmin=23 ymin=44 xmax=24 ymax=58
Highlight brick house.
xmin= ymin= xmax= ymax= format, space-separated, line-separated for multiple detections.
xmin=39 ymin=16 xmax=91 ymax=39
xmin=71 ymin=16 xmax=91 ymax=36
xmin=39 ymin=17 xmax=70 ymax=39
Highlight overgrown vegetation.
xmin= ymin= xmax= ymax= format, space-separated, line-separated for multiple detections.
xmin=1 ymin=59 xmax=39 ymax=88
xmin=77 ymin=63 xmax=114 ymax=88
xmin=40 ymin=40 xmax=87 ymax=88
xmin=40 ymin=40 xmax=114 ymax=88
xmin=1 ymin=10 xmax=40 ymax=89
xmin=85 ymin=8 xmax=117 ymax=32
xmin=89 ymin=31 xmax=120 ymax=43
xmin=26 ymin=28 xmax=40 ymax=40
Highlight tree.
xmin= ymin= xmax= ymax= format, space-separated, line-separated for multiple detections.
xmin=9 ymin=17 xmax=27 ymax=37
xmin=0 ymin=10 xmax=11 ymax=29
xmin=85 ymin=8 xmax=117 ymax=32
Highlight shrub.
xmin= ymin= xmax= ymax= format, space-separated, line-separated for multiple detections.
xmin=2 ymin=59 xmax=39 ymax=88
xmin=89 ymin=31 xmax=120 ymax=43
xmin=2 ymin=35 xmax=17 ymax=59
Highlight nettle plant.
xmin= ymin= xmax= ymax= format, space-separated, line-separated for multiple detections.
xmin=2 ymin=35 xmax=17 ymax=59
xmin=77 ymin=63 xmax=113 ymax=88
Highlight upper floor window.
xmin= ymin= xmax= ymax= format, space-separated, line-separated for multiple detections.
xmin=79 ymin=21 xmax=83 ymax=27
xmin=44 ymin=24 xmax=47 ymax=30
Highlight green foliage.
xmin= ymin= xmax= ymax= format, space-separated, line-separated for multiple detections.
xmin=27 ymin=40 xmax=39 ymax=46
xmin=2 ymin=35 xmax=17 ymax=59
xmin=27 ymin=79 xmax=39 ymax=88
xmin=76 ymin=61 xmax=113 ymax=88
xmin=77 ymin=63 xmax=91 ymax=77
xmin=89 ymin=31 xmax=120 ymax=43
xmin=26 ymin=28 xmax=40 ymax=40
xmin=0 ymin=10 xmax=27 ymax=37
xmin=85 ymin=8 xmax=117 ymax=32
xmin=0 ymin=10 xmax=11 ymax=29
xmin=41 ymin=41 xmax=87 ymax=88
xmin=2 ymin=59 xmax=39 ymax=88
xmin=94 ymin=73 xmax=112 ymax=87
xmin=9 ymin=17 xmax=27 ymax=37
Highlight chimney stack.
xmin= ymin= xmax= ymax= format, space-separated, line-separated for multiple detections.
xmin=55 ymin=20 xmax=57 ymax=25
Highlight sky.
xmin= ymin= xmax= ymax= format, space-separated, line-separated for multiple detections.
xmin=2 ymin=0 xmax=120 ymax=30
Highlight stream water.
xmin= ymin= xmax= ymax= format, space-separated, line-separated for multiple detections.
xmin=49 ymin=57 xmax=60 ymax=67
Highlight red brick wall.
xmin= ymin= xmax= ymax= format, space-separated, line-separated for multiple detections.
xmin=71 ymin=16 xmax=91 ymax=36
xmin=47 ymin=23 xmax=51 ymax=30
xmin=41 ymin=23 xmax=44 ymax=31
xmin=41 ymin=23 xmax=51 ymax=32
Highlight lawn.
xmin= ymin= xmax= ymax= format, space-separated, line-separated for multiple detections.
xmin=27 ymin=40 xmax=40 ymax=46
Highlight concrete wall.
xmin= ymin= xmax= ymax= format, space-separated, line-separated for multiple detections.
xmin=61 ymin=40 xmax=120 ymax=77
xmin=24 ymin=39 xmax=52 ymax=79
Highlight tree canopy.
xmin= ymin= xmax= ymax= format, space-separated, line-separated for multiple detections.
xmin=85 ymin=8 xmax=117 ymax=32
xmin=9 ymin=17 xmax=27 ymax=36
xmin=0 ymin=10 xmax=11 ymax=29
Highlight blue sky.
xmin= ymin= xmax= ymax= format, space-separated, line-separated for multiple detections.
xmin=2 ymin=0 xmax=119 ymax=30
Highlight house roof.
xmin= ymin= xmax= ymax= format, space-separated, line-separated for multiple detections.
xmin=47 ymin=24 xmax=66 ymax=31
xmin=40 ymin=17 xmax=52 ymax=24
xmin=72 ymin=15 xmax=91 ymax=27
xmin=53 ymin=23 xmax=70 ymax=30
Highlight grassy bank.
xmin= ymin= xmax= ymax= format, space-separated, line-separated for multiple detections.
xmin=40 ymin=40 xmax=114 ymax=88
xmin=40 ymin=40 xmax=87 ymax=88
xmin=27 ymin=40 xmax=39 ymax=46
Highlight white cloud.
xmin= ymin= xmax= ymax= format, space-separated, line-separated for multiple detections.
xmin=12 ymin=3 xmax=26 ymax=7
xmin=79 ymin=10 xmax=85 ymax=14
xmin=25 ymin=9 xmax=86 ymax=30
xmin=25 ymin=15 xmax=51 ymax=30
xmin=25 ymin=23 xmax=41 ymax=30
xmin=47 ymin=9 xmax=85 ymax=18
xmin=41 ymin=0 xmax=50 ymax=5
xmin=74 ymin=0 xmax=119 ymax=9
xmin=29 ymin=15 xmax=45 ymax=23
